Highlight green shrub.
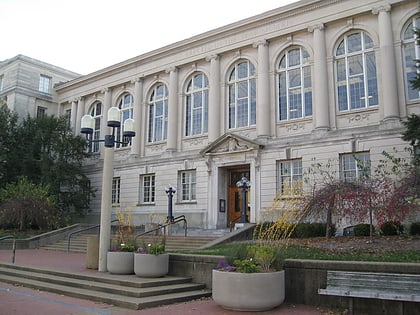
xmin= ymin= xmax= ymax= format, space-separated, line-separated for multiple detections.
xmin=0 ymin=177 xmax=62 ymax=231
xmin=380 ymin=221 xmax=404 ymax=236
xmin=409 ymin=222 xmax=420 ymax=235
xmin=233 ymin=259 xmax=260 ymax=273
xmin=119 ymin=243 xmax=136 ymax=252
xmin=148 ymin=242 xmax=165 ymax=255
xmin=291 ymin=223 xmax=336 ymax=238
xmin=225 ymin=242 xmax=250 ymax=264
xmin=222 ymin=243 xmax=284 ymax=272
xmin=136 ymin=237 xmax=166 ymax=255
xmin=353 ymin=224 xmax=372 ymax=236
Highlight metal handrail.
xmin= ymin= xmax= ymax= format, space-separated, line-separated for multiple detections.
xmin=229 ymin=215 xmax=242 ymax=232
xmin=172 ymin=215 xmax=188 ymax=237
xmin=0 ymin=235 xmax=16 ymax=263
xmin=67 ymin=219 xmax=119 ymax=252
xmin=134 ymin=215 xmax=188 ymax=242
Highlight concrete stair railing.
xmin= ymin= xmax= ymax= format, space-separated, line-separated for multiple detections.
xmin=41 ymin=227 xmax=232 ymax=253
xmin=41 ymin=234 xmax=221 ymax=252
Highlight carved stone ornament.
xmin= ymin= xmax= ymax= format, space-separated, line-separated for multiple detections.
xmin=200 ymin=133 xmax=264 ymax=156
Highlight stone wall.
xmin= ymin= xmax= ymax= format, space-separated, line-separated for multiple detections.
xmin=169 ymin=255 xmax=420 ymax=314
xmin=0 ymin=224 xmax=82 ymax=250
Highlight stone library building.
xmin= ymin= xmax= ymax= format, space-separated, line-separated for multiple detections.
xmin=1 ymin=0 xmax=419 ymax=232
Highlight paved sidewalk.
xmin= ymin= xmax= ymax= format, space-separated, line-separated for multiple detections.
xmin=0 ymin=249 xmax=337 ymax=315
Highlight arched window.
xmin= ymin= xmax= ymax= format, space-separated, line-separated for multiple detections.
xmin=402 ymin=16 xmax=420 ymax=101
xmin=227 ymin=60 xmax=256 ymax=129
xmin=148 ymin=83 xmax=168 ymax=143
xmin=116 ymin=93 xmax=133 ymax=148
xmin=278 ymin=47 xmax=312 ymax=120
xmin=88 ymin=102 xmax=102 ymax=153
xmin=185 ymin=72 xmax=209 ymax=136
xmin=336 ymin=31 xmax=378 ymax=111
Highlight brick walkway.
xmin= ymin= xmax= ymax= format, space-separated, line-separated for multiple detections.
xmin=0 ymin=249 xmax=335 ymax=315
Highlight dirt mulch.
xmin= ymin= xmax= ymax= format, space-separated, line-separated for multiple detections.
xmin=288 ymin=235 xmax=420 ymax=254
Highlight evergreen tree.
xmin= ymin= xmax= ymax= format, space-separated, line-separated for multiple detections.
xmin=5 ymin=114 xmax=94 ymax=218
xmin=0 ymin=103 xmax=19 ymax=188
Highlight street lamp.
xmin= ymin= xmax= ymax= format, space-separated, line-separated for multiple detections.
xmin=165 ymin=185 xmax=176 ymax=223
xmin=236 ymin=177 xmax=251 ymax=223
xmin=81 ymin=106 xmax=135 ymax=272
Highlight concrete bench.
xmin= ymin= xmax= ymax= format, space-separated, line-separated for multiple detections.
xmin=318 ymin=270 xmax=420 ymax=315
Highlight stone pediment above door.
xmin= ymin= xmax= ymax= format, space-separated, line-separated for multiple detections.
xmin=200 ymin=133 xmax=264 ymax=156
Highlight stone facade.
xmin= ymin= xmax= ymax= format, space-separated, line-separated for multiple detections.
xmin=54 ymin=0 xmax=419 ymax=230
xmin=0 ymin=54 xmax=79 ymax=120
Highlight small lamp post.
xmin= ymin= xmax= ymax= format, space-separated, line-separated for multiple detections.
xmin=165 ymin=185 xmax=176 ymax=223
xmin=81 ymin=107 xmax=135 ymax=272
xmin=236 ymin=177 xmax=251 ymax=223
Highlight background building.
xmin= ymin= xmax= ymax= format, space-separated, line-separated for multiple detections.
xmin=50 ymin=0 xmax=420 ymax=231
xmin=0 ymin=54 xmax=79 ymax=120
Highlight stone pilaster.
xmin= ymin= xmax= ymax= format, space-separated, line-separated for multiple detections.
xmin=166 ymin=67 xmax=178 ymax=151
xmin=75 ymin=97 xmax=85 ymax=135
xmin=308 ymin=23 xmax=330 ymax=130
xmin=102 ymin=88 xmax=112 ymax=135
xmin=254 ymin=40 xmax=271 ymax=138
xmin=131 ymin=78 xmax=143 ymax=156
xmin=373 ymin=4 xmax=399 ymax=120
xmin=70 ymin=100 xmax=77 ymax=132
xmin=206 ymin=55 xmax=221 ymax=142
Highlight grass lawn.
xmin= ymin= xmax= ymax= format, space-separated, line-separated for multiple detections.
xmin=185 ymin=237 xmax=420 ymax=263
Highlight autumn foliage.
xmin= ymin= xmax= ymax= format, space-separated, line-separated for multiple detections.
xmin=300 ymin=150 xmax=418 ymax=238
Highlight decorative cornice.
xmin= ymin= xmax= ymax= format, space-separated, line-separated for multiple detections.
xmin=205 ymin=54 xmax=219 ymax=62
xmin=131 ymin=77 xmax=143 ymax=84
xmin=252 ymin=39 xmax=268 ymax=48
xmin=372 ymin=4 xmax=391 ymax=15
xmin=308 ymin=23 xmax=325 ymax=33
xmin=165 ymin=66 xmax=178 ymax=74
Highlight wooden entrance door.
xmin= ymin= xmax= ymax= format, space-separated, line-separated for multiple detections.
xmin=228 ymin=169 xmax=250 ymax=226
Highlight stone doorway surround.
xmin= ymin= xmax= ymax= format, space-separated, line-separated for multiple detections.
xmin=200 ymin=133 xmax=264 ymax=229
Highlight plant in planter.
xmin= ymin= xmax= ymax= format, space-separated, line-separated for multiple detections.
xmin=107 ymin=242 xmax=135 ymax=274
xmin=107 ymin=206 xmax=136 ymax=274
xmin=213 ymin=187 xmax=309 ymax=311
xmin=212 ymin=243 xmax=286 ymax=311
xmin=134 ymin=237 xmax=169 ymax=277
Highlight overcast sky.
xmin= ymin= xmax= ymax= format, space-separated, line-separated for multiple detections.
xmin=1 ymin=0 xmax=298 ymax=75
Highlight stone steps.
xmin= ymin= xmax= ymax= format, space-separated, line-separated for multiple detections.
xmin=0 ymin=262 xmax=211 ymax=310
xmin=42 ymin=230 xmax=227 ymax=253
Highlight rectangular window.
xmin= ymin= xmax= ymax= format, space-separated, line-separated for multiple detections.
xmin=36 ymin=106 xmax=47 ymax=118
xmin=112 ymin=177 xmax=121 ymax=205
xmin=139 ymin=174 xmax=155 ymax=204
xmin=340 ymin=152 xmax=370 ymax=182
xmin=39 ymin=75 xmax=51 ymax=93
xmin=0 ymin=75 xmax=4 ymax=91
xmin=277 ymin=159 xmax=302 ymax=195
xmin=179 ymin=170 xmax=196 ymax=202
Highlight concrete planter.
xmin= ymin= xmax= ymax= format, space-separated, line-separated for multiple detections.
xmin=134 ymin=253 xmax=169 ymax=277
xmin=212 ymin=269 xmax=285 ymax=311
xmin=106 ymin=251 xmax=134 ymax=274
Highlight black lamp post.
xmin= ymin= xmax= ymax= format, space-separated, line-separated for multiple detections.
xmin=165 ymin=185 xmax=176 ymax=223
xmin=236 ymin=177 xmax=251 ymax=223
xmin=80 ymin=106 xmax=135 ymax=272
